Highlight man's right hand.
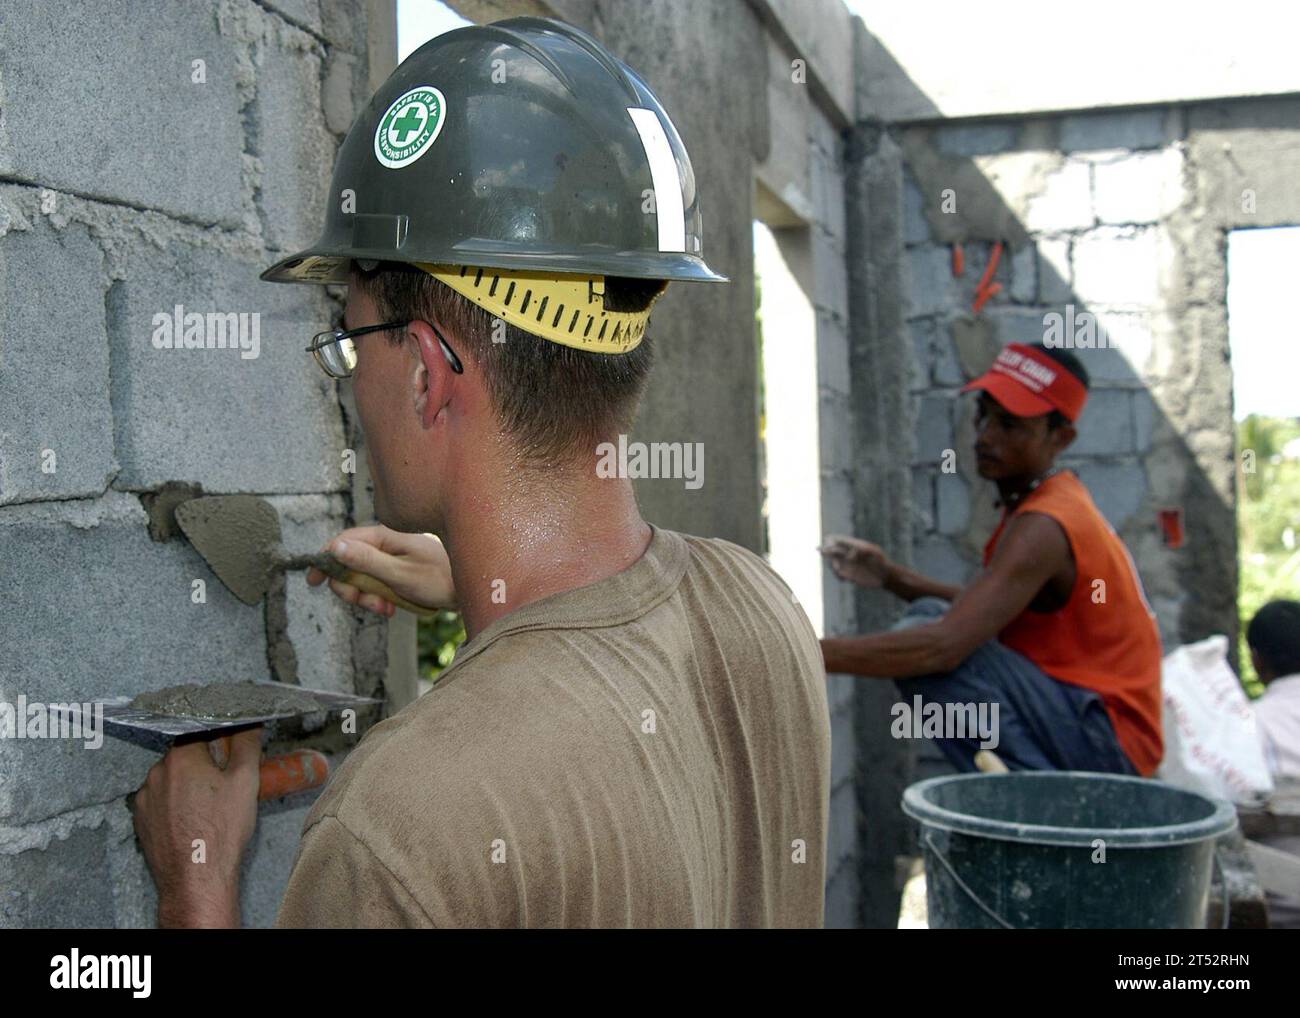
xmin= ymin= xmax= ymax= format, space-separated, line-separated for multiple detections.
xmin=307 ymin=525 xmax=456 ymax=617
xmin=820 ymin=535 xmax=894 ymax=590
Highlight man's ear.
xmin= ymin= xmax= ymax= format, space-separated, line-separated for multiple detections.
xmin=1049 ymin=419 xmax=1077 ymax=455
xmin=408 ymin=320 xmax=455 ymax=429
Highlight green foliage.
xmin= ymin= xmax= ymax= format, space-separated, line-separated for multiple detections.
xmin=1236 ymin=414 xmax=1300 ymax=695
xmin=417 ymin=609 xmax=466 ymax=682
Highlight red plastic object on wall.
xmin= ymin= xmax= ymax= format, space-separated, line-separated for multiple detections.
xmin=1158 ymin=507 xmax=1185 ymax=549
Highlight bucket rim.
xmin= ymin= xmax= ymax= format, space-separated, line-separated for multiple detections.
xmin=901 ymin=772 xmax=1239 ymax=848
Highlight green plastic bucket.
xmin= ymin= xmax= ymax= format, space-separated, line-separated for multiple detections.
xmin=902 ymin=772 xmax=1238 ymax=929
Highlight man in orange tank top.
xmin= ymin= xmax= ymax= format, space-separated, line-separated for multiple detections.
xmin=821 ymin=342 xmax=1163 ymax=776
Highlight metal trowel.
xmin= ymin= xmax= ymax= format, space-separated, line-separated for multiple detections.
xmin=60 ymin=681 xmax=385 ymax=804
xmin=174 ymin=494 xmax=435 ymax=616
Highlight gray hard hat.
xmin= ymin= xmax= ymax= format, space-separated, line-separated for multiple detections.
xmin=261 ymin=16 xmax=727 ymax=286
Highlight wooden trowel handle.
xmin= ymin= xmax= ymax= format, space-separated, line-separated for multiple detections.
xmin=304 ymin=553 xmax=438 ymax=617
xmin=208 ymin=738 xmax=331 ymax=801
xmin=337 ymin=568 xmax=438 ymax=618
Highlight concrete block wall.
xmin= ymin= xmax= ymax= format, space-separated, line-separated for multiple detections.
xmin=749 ymin=0 xmax=862 ymax=928
xmin=814 ymin=107 xmax=863 ymax=929
xmin=896 ymin=102 xmax=1258 ymax=660
xmin=0 ymin=0 xmax=383 ymax=927
xmin=844 ymin=114 xmax=918 ymax=926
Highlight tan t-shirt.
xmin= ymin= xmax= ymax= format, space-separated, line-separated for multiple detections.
xmin=274 ymin=526 xmax=831 ymax=928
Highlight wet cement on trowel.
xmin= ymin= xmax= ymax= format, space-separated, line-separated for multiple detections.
xmin=175 ymin=496 xmax=285 ymax=604
xmin=130 ymin=681 xmax=323 ymax=720
xmin=176 ymin=494 xmax=347 ymax=605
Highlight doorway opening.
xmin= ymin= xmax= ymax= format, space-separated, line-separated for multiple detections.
xmin=1227 ymin=226 xmax=1300 ymax=692
xmin=754 ymin=219 xmax=824 ymax=634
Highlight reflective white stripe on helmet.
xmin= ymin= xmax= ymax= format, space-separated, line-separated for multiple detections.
xmin=626 ymin=108 xmax=685 ymax=253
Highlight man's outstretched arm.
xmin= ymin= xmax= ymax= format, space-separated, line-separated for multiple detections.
xmin=821 ymin=535 xmax=961 ymax=602
xmin=883 ymin=563 xmax=963 ymax=603
xmin=821 ymin=512 xmax=1071 ymax=678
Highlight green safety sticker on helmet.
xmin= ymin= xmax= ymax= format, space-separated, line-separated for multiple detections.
xmin=374 ymin=86 xmax=446 ymax=169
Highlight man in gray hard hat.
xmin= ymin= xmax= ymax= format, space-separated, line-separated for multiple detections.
xmin=133 ymin=17 xmax=831 ymax=928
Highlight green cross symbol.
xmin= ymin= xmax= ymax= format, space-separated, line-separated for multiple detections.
xmin=391 ymin=104 xmax=425 ymax=144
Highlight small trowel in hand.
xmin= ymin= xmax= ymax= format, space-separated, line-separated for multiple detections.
xmin=174 ymin=494 xmax=434 ymax=616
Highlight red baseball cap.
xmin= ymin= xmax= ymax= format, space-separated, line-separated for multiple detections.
xmin=961 ymin=343 xmax=1088 ymax=422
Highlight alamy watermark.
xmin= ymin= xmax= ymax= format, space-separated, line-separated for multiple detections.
xmin=596 ymin=434 xmax=704 ymax=490
xmin=1 ymin=696 xmax=103 ymax=749
xmin=151 ymin=304 xmax=261 ymax=360
xmin=891 ymin=695 xmax=999 ymax=750
xmin=50 ymin=950 xmax=150 ymax=997
xmin=1042 ymin=304 xmax=1113 ymax=350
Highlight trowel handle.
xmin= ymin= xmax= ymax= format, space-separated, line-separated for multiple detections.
xmin=334 ymin=568 xmax=439 ymax=618
xmin=257 ymin=749 xmax=330 ymax=801
xmin=208 ymin=738 xmax=331 ymax=801
xmin=308 ymin=553 xmax=438 ymax=617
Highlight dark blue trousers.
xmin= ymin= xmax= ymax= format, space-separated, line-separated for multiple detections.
xmin=893 ymin=597 xmax=1139 ymax=775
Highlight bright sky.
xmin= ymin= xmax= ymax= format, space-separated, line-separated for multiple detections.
xmin=843 ymin=0 xmax=1300 ymax=118
xmin=397 ymin=0 xmax=470 ymax=60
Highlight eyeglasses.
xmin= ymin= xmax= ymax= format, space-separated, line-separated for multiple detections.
xmin=306 ymin=320 xmax=464 ymax=379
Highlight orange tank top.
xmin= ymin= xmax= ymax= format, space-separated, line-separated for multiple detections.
xmin=983 ymin=471 xmax=1164 ymax=776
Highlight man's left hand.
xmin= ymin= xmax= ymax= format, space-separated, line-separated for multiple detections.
xmin=132 ymin=727 xmax=263 ymax=928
